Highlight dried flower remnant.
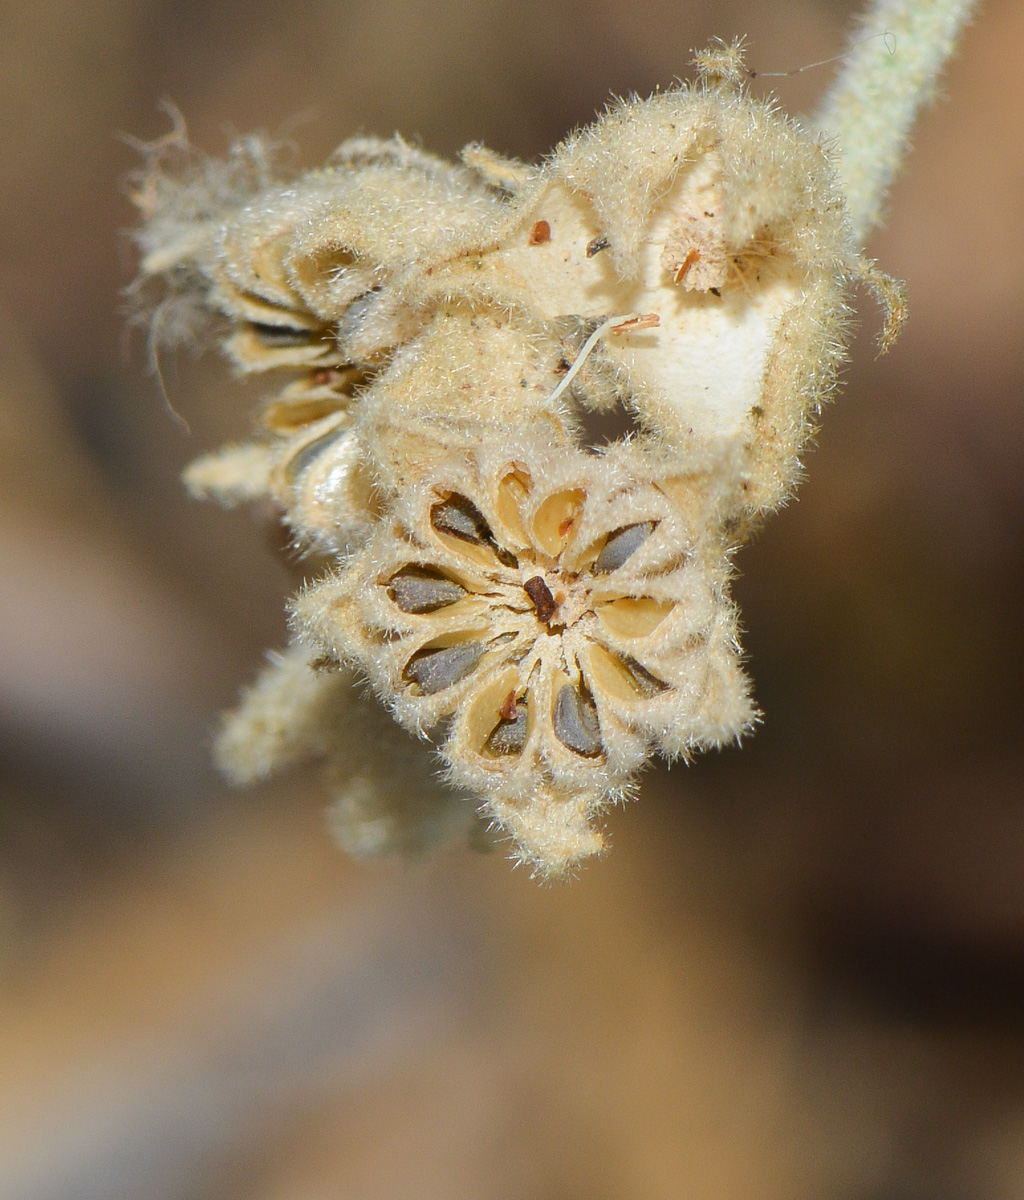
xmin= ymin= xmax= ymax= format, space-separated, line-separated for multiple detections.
xmin=132 ymin=13 xmax=978 ymax=875
xmin=292 ymin=439 xmax=754 ymax=874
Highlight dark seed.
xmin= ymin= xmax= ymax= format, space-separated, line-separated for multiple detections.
xmin=431 ymin=494 xmax=517 ymax=566
xmin=403 ymin=642 xmax=485 ymax=694
xmin=593 ymin=522 xmax=656 ymax=574
xmin=431 ymin=495 xmax=494 ymax=545
xmin=387 ymin=567 xmax=465 ymax=613
xmin=554 ymin=684 xmax=602 ymax=756
xmin=250 ymin=322 xmax=316 ymax=347
xmin=485 ymin=700 xmax=529 ymax=756
xmin=586 ymin=236 xmax=610 ymax=258
xmin=614 ymin=653 xmax=669 ymax=697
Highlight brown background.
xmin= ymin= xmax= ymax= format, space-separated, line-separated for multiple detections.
xmin=1 ymin=1 xmax=1023 ymax=1196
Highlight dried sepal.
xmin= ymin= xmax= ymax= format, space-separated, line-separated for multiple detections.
xmin=216 ymin=644 xmax=478 ymax=857
xmin=182 ymin=442 xmax=275 ymax=507
xmin=487 ymin=780 xmax=613 ymax=879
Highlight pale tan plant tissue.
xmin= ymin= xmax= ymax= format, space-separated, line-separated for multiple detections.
xmin=132 ymin=2 xmax=976 ymax=877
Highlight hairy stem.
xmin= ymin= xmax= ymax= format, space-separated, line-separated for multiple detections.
xmin=814 ymin=0 xmax=979 ymax=245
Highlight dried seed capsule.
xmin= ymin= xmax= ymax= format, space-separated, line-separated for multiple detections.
xmin=485 ymin=699 xmax=529 ymax=756
xmin=593 ymin=521 xmax=656 ymax=574
xmin=554 ymin=683 xmax=602 ymax=756
xmin=387 ymin=566 xmax=465 ymax=613
xmin=404 ymin=641 xmax=485 ymax=694
xmin=431 ymin=494 xmax=494 ymax=545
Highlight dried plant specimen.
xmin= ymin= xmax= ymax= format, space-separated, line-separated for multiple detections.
xmin=131 ymin=8 xmax=976 ymax=876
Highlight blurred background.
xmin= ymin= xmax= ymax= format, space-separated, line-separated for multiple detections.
xmin=1 ymin=0 xmax=1022 ymax=1196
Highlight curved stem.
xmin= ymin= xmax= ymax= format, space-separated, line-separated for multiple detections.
xmin=814 ymin=0 xmax=979 ymax=246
